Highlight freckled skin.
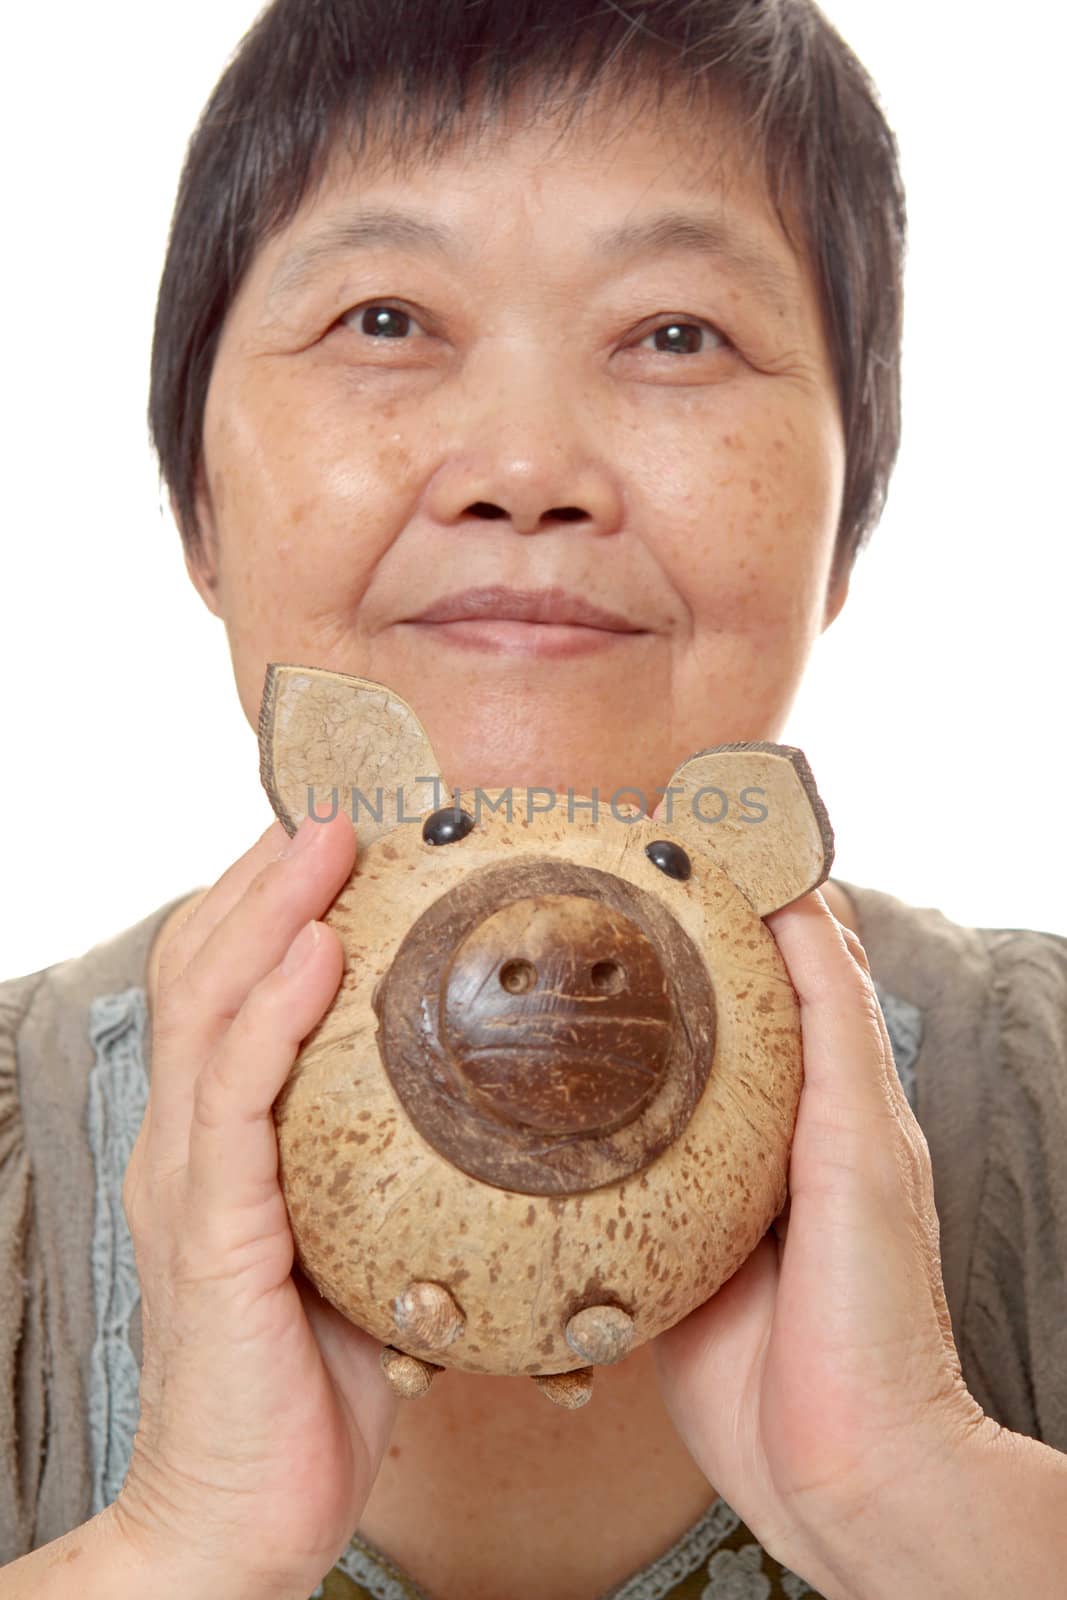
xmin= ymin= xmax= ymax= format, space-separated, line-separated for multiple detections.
xmin=179 ymin=89 xmax=849 ymax=813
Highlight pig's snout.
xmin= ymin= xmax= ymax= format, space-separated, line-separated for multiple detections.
xmin=442 ymin=894 xmax=673 ymax=1137
xmin=371 ymin=856 xmax=716 ymax=1195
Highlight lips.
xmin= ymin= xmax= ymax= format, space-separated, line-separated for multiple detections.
xmin=405 ymin=585 xmax=644 ymax=632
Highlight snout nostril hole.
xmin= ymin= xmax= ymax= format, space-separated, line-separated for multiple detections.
xmin=467 ymin=501 xmax=508 ymax=520
xmin=590 ymin=959 xmax=625 ymax=994
xmin=499 ymin=958 xmax=537 ymax=993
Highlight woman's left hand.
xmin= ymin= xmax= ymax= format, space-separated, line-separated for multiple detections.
xmin=651 ymin=888 xmax=998 ymax=1590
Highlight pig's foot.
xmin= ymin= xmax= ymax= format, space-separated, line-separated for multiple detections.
xmin=380 ymin=1346 xmax=445 ymax=1399
xmin=565 ymin=1304 xmax=635 ymax=1365
xmin=532 ymin=1367 xmax=595 ymax=1409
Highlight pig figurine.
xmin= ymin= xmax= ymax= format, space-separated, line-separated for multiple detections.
xmin=258 ymin=663 xmax=833 ymax=1409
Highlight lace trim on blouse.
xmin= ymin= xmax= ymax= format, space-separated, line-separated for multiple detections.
xmin=87 ymin=986 xmax=150 ymax=1516
xmin=85 ymin=980 xmax=921 ymax=1591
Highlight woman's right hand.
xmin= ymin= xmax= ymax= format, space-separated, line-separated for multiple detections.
xmin=112 ymin=812 xmax=399 ymax=1599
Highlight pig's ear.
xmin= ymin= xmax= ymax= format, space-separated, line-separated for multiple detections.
xmin=258 ymin=665 xmax=444 ymax=851
xmin=652 ymin=742 xmax=834 ymax=916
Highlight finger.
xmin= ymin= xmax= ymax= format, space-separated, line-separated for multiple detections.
xmin=158 ymin=817 xmax=291 ymax=983
xmin=168 ymin=811 xmax=356 ymax=1040
xmin=839 ymin=972 xmax=966 ymax=1388
xmin=833 ymin=923 xmax=914 ymax=1125
xmin=833 ymin=925 xmax=961 ymax=1365
xmin=769 ymin=897 xmax=954 ymax=1338
xmin=766 ymin=897 xmax=967 ymax=1402
xmin=766 ymin=892 xmax=897 ymax=1119
xmin=148 ymin=814 xmax=356 ymax=1172
xmin=767 ymin=889 xmax=921 ymax=1235
xmin=769 ymin=926 xmax=903 ymax=1260
xmin=831 ymin=923 xmax=930 ymax=1211
xmin=183 ymin=918 xmax=346 ymax=1261
xmin=771 ymin=1192 xmax=791 ymax=1261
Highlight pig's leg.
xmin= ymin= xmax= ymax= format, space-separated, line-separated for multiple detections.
xmin=532 ymin=1368 xmax=595 ymax=1408
xmin=380 ymin=1278 xmax=464 ymax=1397
xmin=565 ymin=1304 xmax=635 ymax=1364
xmin=532 ymin=1304 xmax=636 ymax=1407
xmin=379 ymin=1345 xmax=445 ymax=1398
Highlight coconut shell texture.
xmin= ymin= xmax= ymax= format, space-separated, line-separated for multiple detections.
xmin=273 ymin=795 xmax=804 ymax=1378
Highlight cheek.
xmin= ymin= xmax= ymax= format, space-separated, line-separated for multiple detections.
xmin=208 ymin=374 xmax=423 ymax=609
xmin=639 ymin=405 xmax=838 ymax=633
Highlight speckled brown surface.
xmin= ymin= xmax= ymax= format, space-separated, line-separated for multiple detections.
xmin=274 ymin=796 xmax=802 ymax=1378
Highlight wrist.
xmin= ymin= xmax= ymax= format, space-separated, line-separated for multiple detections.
xmin=0 ymin=1503 xmax=279 ymax=1600
xmin=103 ymin=1498 xmax=324 ymax=1600
xmin=800 ymin=1417 xmax=1067 ymax=1600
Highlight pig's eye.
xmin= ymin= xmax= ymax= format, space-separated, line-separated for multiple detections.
xmin=645 ymin=840 xmax=692 ymax=881
xmin=422 ymin=807 xmax=477 ymax=846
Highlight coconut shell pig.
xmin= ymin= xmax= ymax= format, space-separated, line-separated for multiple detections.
xmin=258 ymin=663 xmax=834 ymax=1410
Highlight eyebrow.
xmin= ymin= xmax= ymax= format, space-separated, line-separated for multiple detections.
xmin=265 ymin=205 xmax=799 ymax=319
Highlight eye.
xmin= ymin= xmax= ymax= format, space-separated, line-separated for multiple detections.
xmin=340 ymin=302 xmax=429 ymax=339
xmin=636 ymin=318 xmax=726 ymax=356
xmin=645 ymin=839 xmax=692 ymax=881
xmin=422 ymin=807 xmax=476 ymax=845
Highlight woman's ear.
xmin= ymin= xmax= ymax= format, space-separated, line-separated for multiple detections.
xmin=172 ymin=464 xmax=223 ymax=617
xmin=821 ymin=565 xmax=851 ymax=631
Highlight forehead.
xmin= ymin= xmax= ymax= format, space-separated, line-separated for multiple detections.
xmin=255 ymin=83 xmax=807 ymax=307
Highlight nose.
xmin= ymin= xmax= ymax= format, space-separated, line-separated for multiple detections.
xmin=441 ymin=894 xmax=673 ymax=1137
xmin=371 ymin=856 xmax=718 ymax=1195
xmin=422 ymin=356 xmax=625 ymax=535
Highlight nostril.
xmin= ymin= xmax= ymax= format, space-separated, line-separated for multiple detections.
xmin=465 ymin=503 xmax=589 ymax=524
xmin=590 ymin=959 xmax=625 ymax=994
xmin=499 ymin=958 xmax=537 ymax=993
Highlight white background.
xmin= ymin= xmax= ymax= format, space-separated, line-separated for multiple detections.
xmin=2 ymin=2 xmax=1064 ymax=979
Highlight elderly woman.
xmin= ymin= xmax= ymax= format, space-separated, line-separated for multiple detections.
xmin=2 ymin=1 xmax=1065 ymax=1596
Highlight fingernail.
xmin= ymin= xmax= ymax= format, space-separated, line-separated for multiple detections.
xmin=282 ymin=920 xmax=320 ymax=975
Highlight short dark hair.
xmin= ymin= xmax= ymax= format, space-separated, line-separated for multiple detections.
xmin=148 ymin=0 xmax=906 ymax=584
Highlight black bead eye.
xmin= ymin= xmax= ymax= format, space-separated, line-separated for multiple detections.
xmin=645 ymin=839 xmax=692 ymax=881
xmin=422 ymin=807 xmax=476 ymax=845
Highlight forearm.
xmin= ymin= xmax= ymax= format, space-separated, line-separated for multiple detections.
xmin=0 ymin=1506 xmax=157 ymax=1599
xmin=809 ymin=1423 xmax=1067 ymax=1600
xmin=0 ymin=1503 xmax=313 ymax=1600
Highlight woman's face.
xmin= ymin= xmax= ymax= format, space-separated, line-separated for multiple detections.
xmin=186 ymin=90 xmax=848 ymax=806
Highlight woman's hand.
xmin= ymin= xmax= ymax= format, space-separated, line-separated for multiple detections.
xmin=113 ymin=812 xmax=398 ymax=1598
xmin=651 ymin=889 xmax=998 ymax=1593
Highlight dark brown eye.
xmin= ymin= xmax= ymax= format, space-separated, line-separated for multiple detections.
xmin=649 ymin=322 xmax=707 ymax=355
xmin=361 ymin=305 xmax=412 ymax=338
